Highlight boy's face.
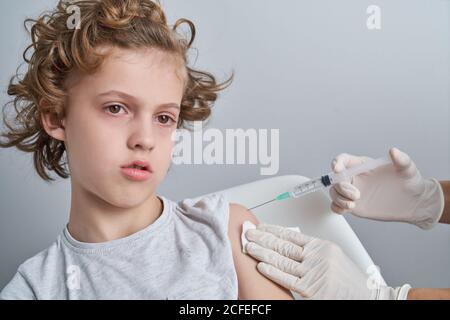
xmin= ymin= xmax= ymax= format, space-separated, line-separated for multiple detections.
xmin=59 ymin=46 xmax=184 ymax=208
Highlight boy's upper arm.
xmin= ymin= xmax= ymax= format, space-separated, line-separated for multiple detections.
xmin=227 ymin=203 xmax=294 ymax=300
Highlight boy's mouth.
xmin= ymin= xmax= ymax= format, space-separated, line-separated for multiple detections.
xmin=120 ymin=160 xmax=152 ymax=172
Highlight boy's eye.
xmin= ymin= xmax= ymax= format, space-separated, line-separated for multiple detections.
xmin=157 ymin=114 xmax=176 ymax=125
xmin=106 ymin=104 xmax=126 ymax=114
xmin=104 ymin=105 xmax=176 ymax=125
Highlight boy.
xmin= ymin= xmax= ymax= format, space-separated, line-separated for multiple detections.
xmin=0 ymin=0 xmax=293 ymax=299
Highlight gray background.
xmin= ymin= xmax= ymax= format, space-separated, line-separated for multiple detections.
xmin=1 ymin=0 xmax=449 ymax=290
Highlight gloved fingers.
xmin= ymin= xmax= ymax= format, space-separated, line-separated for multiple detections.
xmin=331 ymin=153 xmax=367 ymax=173
xmin=246 ymin=229 xmax=303 ymax=261
xmin=389 ymin=147 xmax=418 ymax=179
xmin=257 ymin=262 xmax=305 ymax=294
xmin=246 ymin=242 xmax=307 ymax=277
xmin=333 ymin=182 xmax=360 ymax=201
xmin=296 ymin=273 xmax=327 ymax=300
xmin=330 ymin=202 xmax=348 ymax=214
xmin=329 ymin=186 xmax=356 ymax=210
xmin=245 ymin=242 xmax=290 ymax=270
xmin=256 ymin=223 xmax=314 ymax=246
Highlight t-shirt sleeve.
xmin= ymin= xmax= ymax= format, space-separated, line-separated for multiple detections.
xmin=177 ymin=193 xmax=231 ymax=237
xmin=0 ymin=270 xmax=36 ymax=300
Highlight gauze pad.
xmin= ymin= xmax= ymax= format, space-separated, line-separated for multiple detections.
xmin=241 ymin=221 xmax=301 ymax=254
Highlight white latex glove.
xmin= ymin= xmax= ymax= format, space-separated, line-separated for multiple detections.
xmin=329 ymin=147 xmax=445 ymax=229
xmin=245 ymin=224 xmax=411 ymax=300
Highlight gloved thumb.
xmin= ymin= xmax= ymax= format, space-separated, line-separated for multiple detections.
xmin=389 ymin=147 xmax=417 ymax=179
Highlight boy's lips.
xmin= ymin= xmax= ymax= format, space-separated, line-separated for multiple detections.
xmin=120 ymin=160 xmax=153 ymax=182
xmin=120 ymin=160 xmax=153 ymax=172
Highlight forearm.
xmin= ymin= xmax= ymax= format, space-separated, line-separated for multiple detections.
xmin=407 ymin=288 xmax=450 ymax=300
xmin=439 ymin=181 xmax=450 ymax=225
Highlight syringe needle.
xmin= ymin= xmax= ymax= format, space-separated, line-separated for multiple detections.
xmin=248 ymin=198 xmax=276 ymax=211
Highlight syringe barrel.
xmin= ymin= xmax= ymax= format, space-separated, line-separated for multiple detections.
xmin=328 ymin=157 xmax=391 ymax=184
xmin=290 ymin=177 xmax=325 ymax=198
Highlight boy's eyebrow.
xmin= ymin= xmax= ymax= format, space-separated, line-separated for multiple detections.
xmin=97 ymin=90 xmax=180 ymax=109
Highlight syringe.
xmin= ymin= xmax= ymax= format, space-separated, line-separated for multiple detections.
xmin=249 ymin=157 xmax=392 ymax=210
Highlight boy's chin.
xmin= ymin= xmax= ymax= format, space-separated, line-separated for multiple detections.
xmin=103 ymin=189 xmax=156 ymax=209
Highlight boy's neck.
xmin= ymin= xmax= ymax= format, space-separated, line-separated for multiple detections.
xmin=67 ymin=183 xmax=163 ymax=243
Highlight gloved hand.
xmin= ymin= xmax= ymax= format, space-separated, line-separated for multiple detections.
xmin=329 ymin=147 xmax=445 ymax=229
xmin=245 ymin=224 xmax=411 ymax=300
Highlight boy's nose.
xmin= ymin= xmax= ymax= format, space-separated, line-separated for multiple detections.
xmin=127 ymin=119 xmax=156 ymax=152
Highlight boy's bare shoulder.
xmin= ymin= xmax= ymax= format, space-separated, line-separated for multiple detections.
xmin=226 ymin=202 xmax=294 ymax=299
xmin=228 ymin=203 xmax=258 ymax=226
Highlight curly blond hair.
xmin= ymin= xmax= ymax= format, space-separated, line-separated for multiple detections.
xmin=0 ymin=0 xmax=232 ymax=182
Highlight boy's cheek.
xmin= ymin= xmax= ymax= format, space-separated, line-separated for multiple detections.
xmin=158 ymin=145 xmax=175 ymax=171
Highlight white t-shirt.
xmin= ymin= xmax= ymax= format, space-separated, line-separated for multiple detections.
xmin=0 ymin=194 xmax=238 ymax=299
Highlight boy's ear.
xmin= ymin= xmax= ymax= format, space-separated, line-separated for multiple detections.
xmin=39 ymin=99 xmax=66 ymax=142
